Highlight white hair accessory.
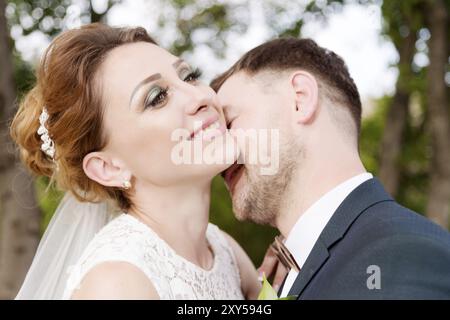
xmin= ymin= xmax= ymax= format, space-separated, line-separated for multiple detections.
xmin=122 ymin=180 xmax=131 ymax=189
xmin=38 ymin=107 xmax=55 ymax=160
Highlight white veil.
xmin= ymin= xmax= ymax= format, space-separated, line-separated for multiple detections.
xmin=15 ymin=193 xmax=115 ymax=299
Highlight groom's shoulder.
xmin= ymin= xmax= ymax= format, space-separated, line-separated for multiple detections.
xmin=358 ymin=200 xmax=449 ymax=238
xmin=320 ymin=200 xmax=450 ymax=299
xmin=338 ymin=177 xmax=450 ymax=245
xmin=348 ymin=199 xmax=450 ymax=257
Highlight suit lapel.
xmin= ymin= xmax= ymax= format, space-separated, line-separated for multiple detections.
xmin=287 ymin=178 xmax=393 ymax=298
xmin=287 ymin=239 xmax=329 ymax=297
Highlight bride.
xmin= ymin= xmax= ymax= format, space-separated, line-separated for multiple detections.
xmin=11 ymin=23 xmax=261 ymax=299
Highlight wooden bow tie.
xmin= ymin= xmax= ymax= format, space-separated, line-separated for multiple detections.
xmin=270 ymin=235 xmax=300 ymax=273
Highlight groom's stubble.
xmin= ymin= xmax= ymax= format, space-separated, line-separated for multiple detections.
xmin=232 ymin=133 xmax=302 ymax=226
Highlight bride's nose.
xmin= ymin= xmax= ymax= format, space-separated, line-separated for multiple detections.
xmin=182 ymin=85 xmax=215 ymax=115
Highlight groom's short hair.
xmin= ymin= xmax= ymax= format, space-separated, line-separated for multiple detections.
xmin=211 ymin=38 xmax=362 ymax=135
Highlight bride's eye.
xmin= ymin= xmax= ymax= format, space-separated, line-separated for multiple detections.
xmin=181 ymin=68 xmax=202 ymax=83
xmin=144 ymin=86 xmax=169 ymax=109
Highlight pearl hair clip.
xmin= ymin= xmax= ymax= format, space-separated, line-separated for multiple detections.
xmin=37 ymin=107 xmax=56 ymax=160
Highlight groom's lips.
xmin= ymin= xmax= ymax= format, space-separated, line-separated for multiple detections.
xmin=222 ymin=163 xmax=245 ymax=194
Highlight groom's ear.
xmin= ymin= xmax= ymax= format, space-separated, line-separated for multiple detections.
xmin=290 ymin=71 xmax=319 ymax=125
xmin=83 ymin=152 xmax=131 ymax=188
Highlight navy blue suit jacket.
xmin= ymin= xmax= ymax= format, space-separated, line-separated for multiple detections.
xmin=283 ymin=178 xmax=450 ymax=299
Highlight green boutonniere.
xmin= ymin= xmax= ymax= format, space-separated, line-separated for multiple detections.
xmin=257 ymin=273 xmax=297 ymax=300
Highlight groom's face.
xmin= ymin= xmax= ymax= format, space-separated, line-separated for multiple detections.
xmin=217 ymin=71 xmax=300 ymax=225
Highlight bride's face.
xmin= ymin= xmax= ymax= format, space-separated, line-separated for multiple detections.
xmin=93 ymin=42 xmax=236 ymax=187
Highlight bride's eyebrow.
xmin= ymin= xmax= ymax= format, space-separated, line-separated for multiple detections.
xmin=172 ymin=58 xmax=185 ymax=68
xmin=129 ymin=73 xmax=162 ymax=106
xmin=128 ymin=60 xmax=187 ymax=106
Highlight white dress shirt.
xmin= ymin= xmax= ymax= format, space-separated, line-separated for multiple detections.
xmin=280 ymin=172 xmax=373 ymax=297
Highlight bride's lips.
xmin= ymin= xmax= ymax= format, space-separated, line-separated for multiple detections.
xmin=221 ymin=162 xmax=245 ymax=194
xmin=189 ymin=115 xmax=223 ymax=140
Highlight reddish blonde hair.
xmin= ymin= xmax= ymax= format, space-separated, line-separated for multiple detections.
xmin=10 ymin=23 xmax=156 ymax=210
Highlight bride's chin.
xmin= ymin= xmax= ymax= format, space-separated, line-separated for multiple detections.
xmin=173 ymin=135 xmax=240 ymax=182
xmin=175 ymin=162 xmax=233 ymax=185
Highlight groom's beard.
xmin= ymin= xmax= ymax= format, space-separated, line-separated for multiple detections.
xmin=232 ymin=138 xmax=300 ymax=226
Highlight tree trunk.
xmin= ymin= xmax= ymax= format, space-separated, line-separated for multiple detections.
xmin=0 ymin=0 xmax=41 ymax=299
xmin=425 ymin=0 xmax=450 ymax=229
xmin=378 ymin=30 xmax=416 ymax=196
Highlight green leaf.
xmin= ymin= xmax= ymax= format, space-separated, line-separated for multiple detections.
xmin=257 ymin=273 xmax=279 ymax=300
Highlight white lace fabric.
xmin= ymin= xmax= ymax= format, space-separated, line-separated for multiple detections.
xmin=62 ymin=214 xmax=244 ymax=300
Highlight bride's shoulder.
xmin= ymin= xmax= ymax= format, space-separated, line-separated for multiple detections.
xmin=88 ymin=214 xmax=156 ymax=250
xmin=65 ymin=214 xmax=161 ymax=299
xmin=70 ymin=260 xmax=159 ymax=299
xmin=74 ymin=214 xmax=158 ymax=272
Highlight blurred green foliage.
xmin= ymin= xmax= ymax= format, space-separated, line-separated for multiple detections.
xmin=359 ymin=96 xmax=430 ymax=215
xmin=35 ymin=177 xmax=63 ymax=233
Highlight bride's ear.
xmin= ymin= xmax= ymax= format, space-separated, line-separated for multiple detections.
xmin=290 ymin=71 xmax=319 ymax=125
xmin=83 ymin=152 xmax=131 ymax=188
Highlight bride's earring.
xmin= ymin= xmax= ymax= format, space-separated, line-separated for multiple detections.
xmin=122 ymin=180 xmax=131 ymax=190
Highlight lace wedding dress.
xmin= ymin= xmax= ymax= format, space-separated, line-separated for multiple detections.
xmin=62 ymin=213 xmax=244 ymax=299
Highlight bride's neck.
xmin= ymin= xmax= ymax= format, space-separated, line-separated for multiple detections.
xmin=128 ymin=179 xmax=213 ymax=268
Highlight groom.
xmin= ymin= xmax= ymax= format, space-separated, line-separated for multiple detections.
xmin=212 ymin=38 xmax=450 ymax=299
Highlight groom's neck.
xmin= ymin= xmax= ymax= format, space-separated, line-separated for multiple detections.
xmin=275 ymin=147 xmax=366 ymax=237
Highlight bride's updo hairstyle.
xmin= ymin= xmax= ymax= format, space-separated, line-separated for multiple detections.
xmin=10 ymin=23 xmax=156 ymax=210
